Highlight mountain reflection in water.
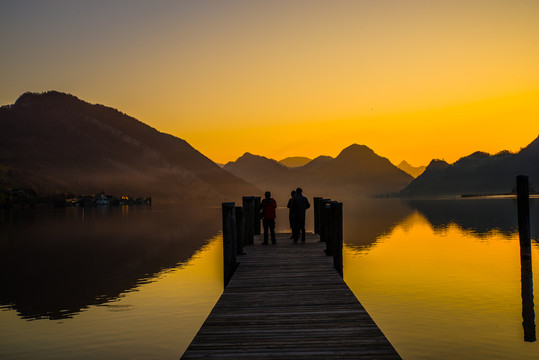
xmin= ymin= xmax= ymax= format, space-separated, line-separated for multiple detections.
xmin=344 ymin=197 xmax=539 ymax=360
xmin=0 ymin=204 xmax=221 ymax=320
xmin=407 ymin=197 xmax=538 ymax=238
xmin=342 ymin=197 xmax=538 ymax=253
xmin=1 ymin=197 xmax=538 ymax=360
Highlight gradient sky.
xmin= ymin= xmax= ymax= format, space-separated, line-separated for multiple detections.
xmin=1 ymin=0 xmax=538 ymax=166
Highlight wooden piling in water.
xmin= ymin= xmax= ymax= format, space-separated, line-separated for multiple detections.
xmin=313 ymin=197 xmax=322 ymax=234
xmin=331 ymin=202 xmax=344 ymax=278
xmin=322 ymin=198 xmax=331 ymax=242
xmin=242 ymin=196 xmax=255 ymax=246
xmin=517 ymin=175 xmax=536 ymax=342
xmin=320 ymin=201 xmax=343 ymax=277
xmin=323 ymin=201 xmax=334 ymax=254
xmin=222 ymin=202 xmax=238 ymax=287
xmin=234 ymin=206 xmax=245 ymax=255
xmin=319 ymin=198 xmax=331 ymax=244
xmin=517 ymin=175 xmax=532 ymax=259
xmin=253 ymin=196 xmax=261 ymax=235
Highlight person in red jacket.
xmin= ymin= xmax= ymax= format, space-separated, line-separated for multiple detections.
xmin=260 ymin=191 xmax=277 ymax=244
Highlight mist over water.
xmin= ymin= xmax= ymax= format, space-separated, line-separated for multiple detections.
xmin=0 ymin=198 xmax=538 ymax=359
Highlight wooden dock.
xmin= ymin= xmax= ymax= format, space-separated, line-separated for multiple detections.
xmin=181 ymin=232 xmax=401 ymax=359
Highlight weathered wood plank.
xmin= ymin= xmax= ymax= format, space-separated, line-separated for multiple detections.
xmin=180 ymin=233 xmax=401 ymax=359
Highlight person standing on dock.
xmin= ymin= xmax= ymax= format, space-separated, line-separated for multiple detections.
xmin=287 ymin=190 xmax=296 ymax=239
xmin=289 ymin=187 xmax=310 ymax=243
xmin=260 ymin=191 xmax=277 ymax=245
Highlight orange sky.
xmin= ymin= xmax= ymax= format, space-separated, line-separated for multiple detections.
xmin=1 ymin=1 xmax=538 ymax=166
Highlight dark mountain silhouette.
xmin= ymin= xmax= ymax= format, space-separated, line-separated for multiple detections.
xmin=278 ymin=156 xmax=312 ymax=168
xmin=305 ymin=144 xmax=413 ymax=196
xmin=224 ymin=144 xmax=413 ymax=200
xmin=301 ymin=155 xmax=334 ymax=171
xmin=399 ymin=136 xmax=539 ymax=197
xmin=223 ymin=153 xmax=291 ymax=195
xmin=397 ymin=160 xmax=426 ymax=178
xmin=0 ymin=91 xmax=257 ymax=201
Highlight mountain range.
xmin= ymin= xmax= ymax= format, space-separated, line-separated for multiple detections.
xmin=397 ymin=160 xmax=426 ymax=178
xmin=2 ymin=91 xmax=537 ymax=201
xmin=224 ymin=145 xmax=414 ymax=199
xmin=278 ymin=156 xmax=312 ymax=168
xmin=399 ymin=137 xmax=539 ymax=197
xmin=0 ymin=91 xmax=258 ymax=201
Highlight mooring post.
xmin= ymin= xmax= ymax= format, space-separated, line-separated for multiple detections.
xmin=517 ymin=175 xmax=536 ymax=342
xmin=331 ymin=202 xmax=344 ymax=278
xmin=313 ymin=197 xmax=322 ymax=234
xmin=242 ymin=196 xmax=255 ymax=245
xmin=324 ymin=201 xmax=334 ymax=255
xmin=235 ymin=206 xmax=245 ymax=255
xmin=319 ymin=198 xmax=331 ymax=243
xmin=517 ymin=175 xmax=532 ymax=259
xmin=253 ymin=196 xmax=261 ymax=235
xmin=222 ymin=202 xmax=238 ymax=287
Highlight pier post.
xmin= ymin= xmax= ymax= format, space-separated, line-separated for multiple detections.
xmin=331 ymin=202 xmax=344 ymax=278
xmin=517 ymin=175 xmax=532 ymax=259
xmin=313 ymin=197 xmax=322 ymax=234
xmin=517 ymin=175 xmax=536 ymax=342
xmin=319 ymin=198 xmax=331 ymax=243
xmin=323 ymin=201 xmax=334 ymax=255
xmin=242 ymin=196 xmax=255 ymax=245
xmin=235 ymin=206 xmax=245 ymax=255
xmin=222 ymin=202 xmax=238 ymax=287
xmin=253 ymin=196 xmax=261 ymax=235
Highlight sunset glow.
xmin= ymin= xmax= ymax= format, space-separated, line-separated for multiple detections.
xmin=1 ymin=0 xmax=538 ymax=165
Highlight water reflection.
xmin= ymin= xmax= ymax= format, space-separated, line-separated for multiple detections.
xmin=0 ymin=204 xmax=221 ymax=320
xmin=344 ymin=199 xmax=539 ymax=359
xmin=339 ymin=197 xmax=539 ymax=253
xmin=406 ymin=198 xmax=538 ymax=238
xmin=522 ymin=253 xmax=536 ymax=342
xmin=341 ymin=198 xmax=413 ymax=249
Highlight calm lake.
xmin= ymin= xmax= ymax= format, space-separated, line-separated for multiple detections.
xmin=1 ymin=198 xmax=538 ymax=359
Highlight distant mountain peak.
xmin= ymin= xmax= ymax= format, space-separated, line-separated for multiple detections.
xmin=236 ymin=152 xmax=280 ymax=164
xmin=336 ymin=143 xmax=376 ymax=160
xmin=1 ymin=90 xmax=258 ymax=200
xmin=225 ymin=152 xmax=286 ymax=174
xmin=399 ymin=137 xmax=539 ymax=197
xmin=522 ymin=135 xmax=539 ymax=153
xmin=239 ymin=152 xmax=256 ymax=158
xmin=494 ymin=150 xmax=513 ymax=157
xmin=426 ymin=159 xmax=450 ymax=170
xmin=398 ymin=160 xmax=411 ymax=167
xmin=454 ymin=151 xmax=492 ymax=166
xmin=15 ymin=90 xmax=80 ymax=107
xmin=397 ymin=160 xmax=426 ymax=178
xmin=278 ymin=156 xmax=312 ymax=168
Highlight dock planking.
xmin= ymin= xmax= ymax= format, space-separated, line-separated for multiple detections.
xmin=180 ymin=232 xmax=401 ymax=359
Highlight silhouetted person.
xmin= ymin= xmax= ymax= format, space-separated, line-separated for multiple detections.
xmin=260 ymin=191 xmax=277 ymax=244
xmin=289 ymin=187 xmax=310 ymax=243
xmin=287 ymin=190 xmax=296 ymax=238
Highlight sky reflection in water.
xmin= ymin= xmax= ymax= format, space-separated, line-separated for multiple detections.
xmin=0 ymin=205 xmax=224 ymax=360
xmin=1 ymin=199 xmax=538 ymax=359
xmin=344 ymin=202 xmax=539 ymax=360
